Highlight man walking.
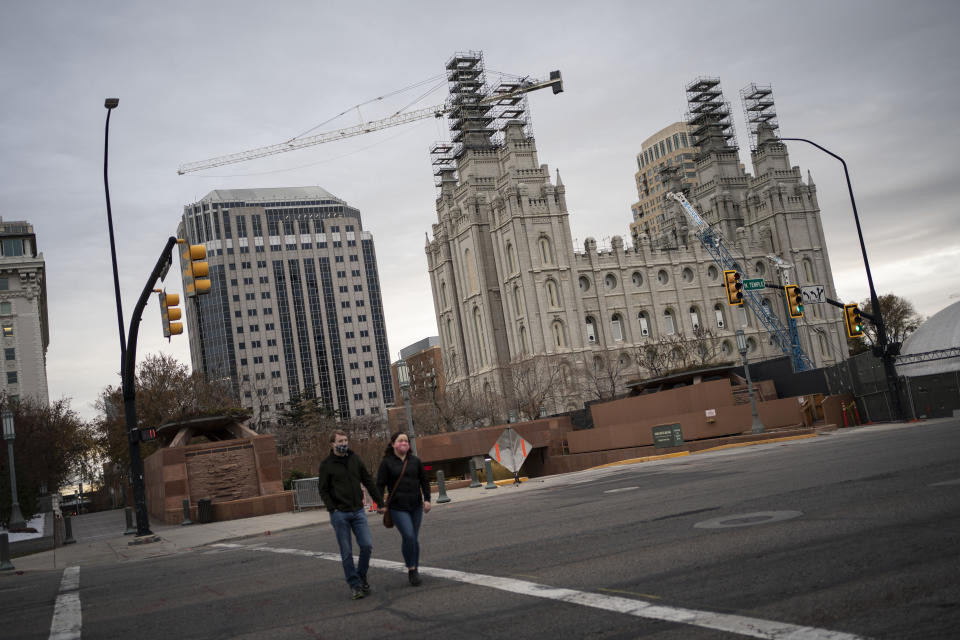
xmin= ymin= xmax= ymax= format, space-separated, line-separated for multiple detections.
xmin=318 ymin=430 xmax=384 ymax=600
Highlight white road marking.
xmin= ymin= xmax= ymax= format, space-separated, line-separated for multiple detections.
xmin=930 ymin=479 xmax=960 ymax=487
xmin=49 ymin=566 xmax=81 ymax=640
xmin=603 ymin=486 xmax=639 ymax=493
xmin=213 ymin=543 xmax=865 ymax=639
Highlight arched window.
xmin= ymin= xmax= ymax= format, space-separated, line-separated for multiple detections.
xmin=440 ymin=281 xmax=448 ymax=308
xmin=519 ymin=325 xmax=529 ymax=354
xmin=506 ymin=242 xmax=516 ymax=273
xmin=755 ymin=261 xmax=766 ymax=276
xmin=803 ymin=258 xmax=815 ymax=283
xmin=714 ymin=303 xmax=725 ymax=329
xmin=464 ymin=249 xmax=478 ymax=294
xmin=552 ymin=320 xmax=567 ymax=348
xmin=539 ymin=236 xmax=554 ymax=265
xmin=472 ymin=307 xmax=487 ymax=365
xmin=546 ymin=279 xmax=561 ymax=308
xmin=689 ymin=306 xmax=701 ymax=331
xmin=445 ymin=318 xmax=453 ymax=343
xmin=513 ymin=285 xmax=523 ymax=315
xmin=738 ymin=306 xmax=749 ymax=327
xmin=611 ymin=313 xmax=624 ymax=342
xmin=664 ymin=309 xmax=676 ymax=335
xmin=819 ymin=332 xmax=829 ymax=357
xmin=585 ymin=316 xmax=598 ymax=344
xmin=638 ymin=311 xmax=652 ymax=338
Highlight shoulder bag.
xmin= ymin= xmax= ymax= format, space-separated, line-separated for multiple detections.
xmin=382 ymin=456 xmax=408 ymax=528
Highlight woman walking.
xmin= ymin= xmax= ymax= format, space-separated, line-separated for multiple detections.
xmin=377 ymin=432 xmax=431 ymax=586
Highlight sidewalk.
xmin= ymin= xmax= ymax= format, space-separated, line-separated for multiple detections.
xmin=5 ymin=478 xmax=544 ymax=573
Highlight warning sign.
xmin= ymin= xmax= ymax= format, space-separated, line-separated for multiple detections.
xmin=488 ymin=427 xmax=533 ymax=474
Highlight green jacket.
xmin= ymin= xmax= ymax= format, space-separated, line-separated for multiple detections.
xmin=317 ymin=450 xmax=383 ymax=513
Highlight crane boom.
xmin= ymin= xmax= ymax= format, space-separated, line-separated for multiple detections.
xmin=667 ymin=192 xmax=814 ymax=372
xmin=178 ymin=71 xmax=563 ymax=175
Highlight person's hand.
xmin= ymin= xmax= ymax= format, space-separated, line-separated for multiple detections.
xmin=423 ymin=501 xmax=432 ymax=513
xmin=377 ymin=507 xmax=385 ymax=514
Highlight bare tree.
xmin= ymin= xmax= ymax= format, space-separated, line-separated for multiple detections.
xmin=506 ymin=355 xmax=564 ymax=420
xmin=580 ymin=349 xmax=633 ymax=401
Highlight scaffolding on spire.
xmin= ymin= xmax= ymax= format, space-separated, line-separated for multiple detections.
xmin=740 ymin=83 xmax=779 ymax=151
xmin=685 ymin=77 xmax=737 ymax=156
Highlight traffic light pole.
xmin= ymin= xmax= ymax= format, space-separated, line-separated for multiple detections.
xmin=779 ymin=137 xmax=903 ymax=421
xmin=122 ymin=236 xmax=178 ymax=537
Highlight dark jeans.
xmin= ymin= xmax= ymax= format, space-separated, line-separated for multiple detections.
xmin=389 ymin=507 xmax=423 ymax=569
xmin=330 ymin=509 xmax=373 ymax=587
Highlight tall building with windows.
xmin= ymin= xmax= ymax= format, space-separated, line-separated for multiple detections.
xmin=629 ymin=122 xmax=698 ymax=243
xmin=0 ymin=219 xmax=48 ymax=403
xmin=425 ymin=57 xmax=847 ymax=418
xmin=177 ymin=187 xmax=393 ymax=425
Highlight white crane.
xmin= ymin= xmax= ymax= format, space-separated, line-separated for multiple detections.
xmin=177 ymin=71 xmax=563 ymax=175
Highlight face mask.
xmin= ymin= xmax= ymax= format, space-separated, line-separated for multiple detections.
xmin=394 ymin=442 xmax=410 ymax=454
xmin=334 ymin=444 xmax=349 ymax=455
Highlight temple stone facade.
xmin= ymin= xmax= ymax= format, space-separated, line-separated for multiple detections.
xmin=425 ymin=68 xmax=847 ymax=419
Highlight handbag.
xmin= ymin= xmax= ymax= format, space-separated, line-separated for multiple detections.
xmin=382 ymin=456 xmax=408 ymax=528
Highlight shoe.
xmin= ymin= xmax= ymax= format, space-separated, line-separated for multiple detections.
xmin=351 ymin=586 xmax=366 ymax=600
xmin=359 ymin=574 xmax=371 ymax=595
xmin=408 ymin=569 xmax=421 ymax=586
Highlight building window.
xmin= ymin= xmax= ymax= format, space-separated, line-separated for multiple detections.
xmin=689 ymin=306 xmax=701 ymax=331
xmin=611 ymin=314 xmax=624 ymax=342
xmin=513 ymin=285 xmax=523 ymax=315
xmin=4 ymin=348 xmax=13 ymax=361
xmin=578 ymin=276 xmax=591 ymax=292
xmin=551 ymin=320 xmax=567 ymax=348
xmin=519 ymin=326 xmax=529 ymax=354
xmin=682 ymin=268 xmax=694 ymax=283
xmin=506 ymin=242 xmax=516 ymax=273
xmin=658 ymin=269 xmax=669 ymax=285
xmin=538 ymin=236 xmax=554 ymax=265
xmin=632 ymin=272 xmax=643 ymax=287
xmin=664 ymin=310 xmax=675 ymax=335
xmin=440 ymin=281 xmax=448 ymax=308
xmin=605 ymin=274 xmax=617 ymax=290
xmin=0 ymin=279 xmax=7 ymax=291
xmin=0 ymin=302 xmax=10 ymax=314
xmin=585 ymin=316 xmax=597 ymax=344
xmin=546 ymin=279 xmax=561 ymax=308
xmin=638 ymin=311 xmax=651 ymax=338
xmin=465 ymin=249 xmax=478 ymax=294
xmin=2 ymin=324 xmax=12 ymax=338
xmin=714 ymin=304 xmax=725 ymax=329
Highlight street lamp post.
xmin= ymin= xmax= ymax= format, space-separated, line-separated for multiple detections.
xmin=2 ymin=409 xmax=26 ymax=530
xmin=778 ymin=137 xmax=903 ymax=421
xmin=396 ymin=359 xmax=417 ymax=456
xmin=103 ymin=98 xmax=126 ymax=359
xmin=736 ymin=330 xmax=765 ymax=434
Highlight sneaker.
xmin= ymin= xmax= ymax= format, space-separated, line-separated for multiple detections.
xmin=408 ymin=569 xmax=422 ymax=587
xmin=351 ymin=586 xmax=366 ymax=600
xmin=359 ymin=574 xmax=371 ymax=595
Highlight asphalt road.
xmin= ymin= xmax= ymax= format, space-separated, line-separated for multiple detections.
xmin=4 ymin=419 xmax=959 ymax=639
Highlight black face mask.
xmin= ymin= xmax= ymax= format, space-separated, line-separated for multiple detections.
xmin=334 ymin=444 xmax=349 ymax=455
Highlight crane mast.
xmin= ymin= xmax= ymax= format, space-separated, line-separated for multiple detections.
xmin=667 ymin=191 xmax=813 ymax=372
xmin=178 ymin=71 xmax=562 ymax=175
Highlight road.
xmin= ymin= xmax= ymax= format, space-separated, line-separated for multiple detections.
xmin=3 ymin=419 xmax=959 ymax=639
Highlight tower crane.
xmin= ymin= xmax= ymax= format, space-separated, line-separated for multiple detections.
xmin=177 ymin=71 xmax=563 ymax=175
xmin=667 ymin=191 xmax=814 ymax=372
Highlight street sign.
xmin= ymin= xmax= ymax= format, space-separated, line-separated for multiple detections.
xmin=743 ymin=278 xmax=765 ymax=291
xmin=489 ymin=427 xmax=533 ymax=473
xmin=801 ymin=285 xmax=826 ymax=304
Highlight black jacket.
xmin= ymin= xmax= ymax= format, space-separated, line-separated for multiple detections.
xmin=376 ymin=453 xmax=431 ymax=512
xmin=317 ymin=450 xmax=383 ymax=513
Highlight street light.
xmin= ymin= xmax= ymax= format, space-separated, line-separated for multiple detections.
xmin=735 ymin=330 xmax=765 ymax=434
xmin=396 ymin=359 xmax=417 ymax=456
xmin=2 ymin=408 xmax=26 ymax=530
xmin=103 ymin=98 xmax=126 ymax=359
xmin=778 ymin=136 xmax=903 ymax=421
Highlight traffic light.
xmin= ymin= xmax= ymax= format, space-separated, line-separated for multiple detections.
xmin=180 ymin=240 xmax=211 ymax=297
xmin=723 ymin=270 xmax=743 ymax=306
xmin=129 ymin=427 xmax=157 ymax=443
xmin=159 ymin=291 xmax=183 ymax=338
xmin=784 ymin=284 xmax=804 ymax=318
xmin=844 ymin=303 xmax=864 ymax=338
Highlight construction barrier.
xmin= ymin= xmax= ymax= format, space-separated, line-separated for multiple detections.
xmin=293 ymin=477 xmax=323 ymax=511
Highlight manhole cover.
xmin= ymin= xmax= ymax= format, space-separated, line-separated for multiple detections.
xmin=694 ymin=510 xmax=803 ymax=529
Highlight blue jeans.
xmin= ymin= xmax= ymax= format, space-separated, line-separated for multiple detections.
xmin=330 ymin=509 xmax=373 ymax=587
xmin=389 ymin=507 xmax=423 ymax=569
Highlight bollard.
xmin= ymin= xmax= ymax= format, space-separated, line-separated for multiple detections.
xmin=123 ymin=506 xmax=136 ymax=535
xmin=181 ymin=499 xmax=193 ymax=526
xmin=483 ymin=459 xmax=498 ymax=490
xmin=0 ymin=532 xmax=14 ymax=570
xmin=436 ymin=470 xmax=451 ymax=503
xmin=468 ymin=459 xmax=482 ymax=488
xmin=64 ymin=515 xmax=76 ymax=545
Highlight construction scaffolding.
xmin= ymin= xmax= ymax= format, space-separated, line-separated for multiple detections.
xmin=740 ymin=83 xmax=779 ymax=151
xmin=685 ymin=76 xmax=737 ymax=155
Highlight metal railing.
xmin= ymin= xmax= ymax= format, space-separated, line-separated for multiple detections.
xmin=292 ymin=477 xmax=323 ymax=511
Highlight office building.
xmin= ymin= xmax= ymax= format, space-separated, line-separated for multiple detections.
xmin=178 ymin=187 xmax=393 ymax=425
xmin=0 ymin=219 xmax=48 ymax=404
xmin=629 ymin=122 xmax=698 ymax=243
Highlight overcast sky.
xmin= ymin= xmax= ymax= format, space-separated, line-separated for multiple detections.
xmin=2 ymin=1 xmax=958 ymax=420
